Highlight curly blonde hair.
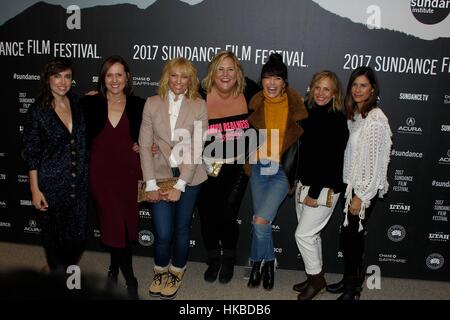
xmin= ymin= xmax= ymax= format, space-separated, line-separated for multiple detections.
xmin=158 ymin=57 xmax=200 ymax=100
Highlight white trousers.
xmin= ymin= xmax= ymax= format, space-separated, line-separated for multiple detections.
xmin=294 ymin=188 xmax=340 ymax=275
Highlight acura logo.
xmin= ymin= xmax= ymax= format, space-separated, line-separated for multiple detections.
xmin=406 ymin=117 xmax=415 ymax=126
xmin=29 ymin=220 xmax=37 ymax=227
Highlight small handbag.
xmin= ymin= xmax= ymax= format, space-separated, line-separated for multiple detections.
xmin=137 ymin=178 xmax=179 ymax=203
xmin=206 ymin=161 xmax=223 ymax=177
xmin=297 ymin=185 xmax=334 ymax=208
xmin=203 ymin=156 xmax=224 ymax=178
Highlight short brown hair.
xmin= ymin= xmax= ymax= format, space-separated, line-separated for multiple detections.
xmin=98 ymin=55 xmax=133 ymax=97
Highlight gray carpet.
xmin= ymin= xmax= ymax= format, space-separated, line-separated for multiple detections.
xmin=1 ymin=242 xmax=449 ymax=300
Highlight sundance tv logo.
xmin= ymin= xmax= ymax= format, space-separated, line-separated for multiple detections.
xmin=410 ymin=0 xmax=450 ymax=24
xmin=397 ymin=117 xmax=423 ymax=134
xmin=426 ymin=253 xmax=444 ymax=270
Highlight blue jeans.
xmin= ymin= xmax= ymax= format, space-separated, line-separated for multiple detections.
xmin=151 ymin=184 xmax=201 ymax=268
xmin=249 ymin=161 xmax=288 ymax=262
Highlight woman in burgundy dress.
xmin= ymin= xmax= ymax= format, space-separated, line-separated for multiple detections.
xmin=81 ymin=56 xmax=144 ymax=299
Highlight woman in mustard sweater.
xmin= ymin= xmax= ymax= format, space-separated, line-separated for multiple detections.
xmin=246 ymin=53 xmax=308 ymax=290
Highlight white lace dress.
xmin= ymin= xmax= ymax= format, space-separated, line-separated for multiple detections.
xmin=343 ymin=107 xmax=392 ymax=231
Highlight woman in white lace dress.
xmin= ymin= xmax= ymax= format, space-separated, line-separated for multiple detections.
xmin=326 ymin=66 xmax=392 ymax=300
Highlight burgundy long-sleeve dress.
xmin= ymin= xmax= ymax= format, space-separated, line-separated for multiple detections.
xmin=82 ymin=95 xmax=144 ymax=248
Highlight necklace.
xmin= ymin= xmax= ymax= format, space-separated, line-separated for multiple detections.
xmin=108 ymin=94 xmax=125 ymax=104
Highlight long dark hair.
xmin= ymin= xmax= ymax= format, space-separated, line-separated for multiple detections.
xmin=36 ymin=57 xmax=73 ymax=108
xmin=260 ymin=53 xmax=288 ymax=87
xmin=345 ymin=66 xmax=379 ymax=120
xmin=97 ymin=55 xmax=133 ymax=98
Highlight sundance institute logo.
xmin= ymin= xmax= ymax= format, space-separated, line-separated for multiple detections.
xmin=410 ymin=0 xmax=450 ymax=24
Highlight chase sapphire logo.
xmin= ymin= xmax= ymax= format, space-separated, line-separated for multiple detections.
xmin=410 ymin=0 xmax=450 ymax=25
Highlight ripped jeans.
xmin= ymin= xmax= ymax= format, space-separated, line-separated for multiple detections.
xmin=249 ymin=161 xmax=288 ymax=262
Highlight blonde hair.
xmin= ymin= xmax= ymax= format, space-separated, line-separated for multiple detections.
xmin=306 ymin=70 xmax=343 ymax=112
xmin=158 ymin=57 xmax=200 ymax=100
xmin=201 ymin=51 xmax=245 ymax=96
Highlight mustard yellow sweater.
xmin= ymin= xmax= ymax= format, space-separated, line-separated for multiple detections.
xmin=258 ymin=92 xmax=288 ymax=162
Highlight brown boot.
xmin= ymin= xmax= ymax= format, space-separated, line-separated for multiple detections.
xmin=160 ymin=266 xmax=185 ymax=300
xmin=293 ymin=277 xmax=309 ymax=293
xmin=148 ymin=266 xmax=169 ymax=297
xmin=297 ymin=271 xmax=326 ymax=300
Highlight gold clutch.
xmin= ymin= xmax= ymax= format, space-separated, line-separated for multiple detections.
xmin=208 ymin=162 xmax=223 ymax=177
xmin=296 ymin=185 xmax=334 ymax=208
xmin=156 ymin=177 xmax=178 ymax=193
xmin=137 ymin=178 xmax=178 ymax=202
xmin=138 ymin=180 xmax=147 ymax=203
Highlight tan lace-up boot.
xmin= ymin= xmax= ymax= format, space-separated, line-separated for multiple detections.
xmin=148 ymin=266 xmax=169 ymax=296
xmin=160 ymin=266 xmax=185 ymax=299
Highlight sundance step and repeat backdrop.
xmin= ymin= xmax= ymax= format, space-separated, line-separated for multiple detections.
xmin=0 ymin=0 xmax=449 ymax=281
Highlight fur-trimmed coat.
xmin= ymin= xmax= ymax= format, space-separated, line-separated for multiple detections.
xmin=245 ymin=87 xmax=308 ymax=194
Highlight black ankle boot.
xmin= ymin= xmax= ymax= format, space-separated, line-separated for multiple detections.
xmin=204 ymin=250 xmax=221 ymax=283
xmin=219 ymin=255 xmax=235 ymax=284
xmin=262 ymin=261 xmax=274 ymax=290
xmin=337 ymin=276 xmax=361 ymax=300
xmin=107 ymin=264 xmax=119 ymax=284
xmin=247 ymin=261 xmax=262 ymax=287
xmin=326 ymin=277 xmax=344 ymax=294
xmin=125 ymin=277 xmax=139 ymax=300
